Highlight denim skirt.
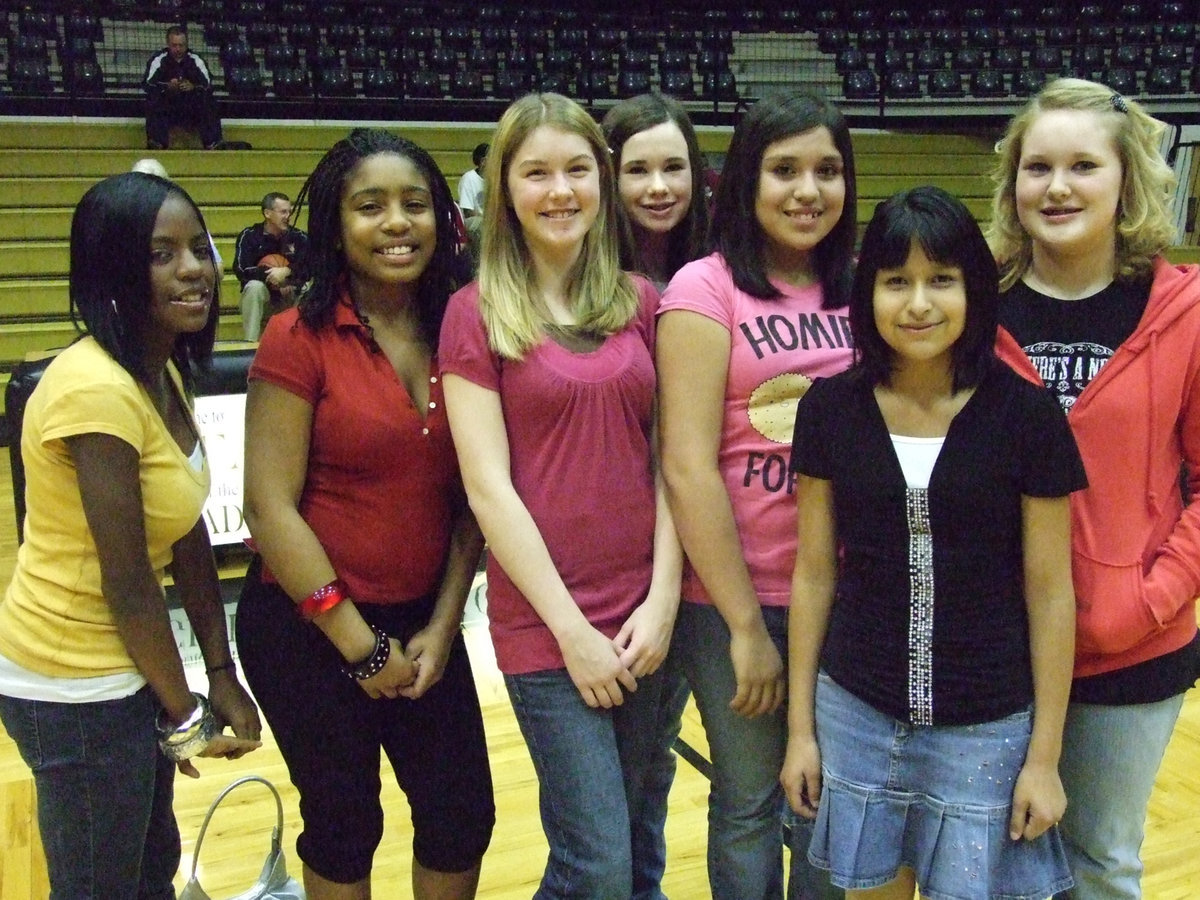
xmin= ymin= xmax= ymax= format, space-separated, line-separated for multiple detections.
xmin=807 ymin=672 xmax=1073 ymax=900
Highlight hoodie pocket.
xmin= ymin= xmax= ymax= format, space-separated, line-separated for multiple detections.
xmin=1071 ymin=552 xmax=1158 ymax=656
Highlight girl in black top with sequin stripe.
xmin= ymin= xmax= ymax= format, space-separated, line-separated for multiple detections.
xmin=781 ymin=186 xmax=1085 ymax=900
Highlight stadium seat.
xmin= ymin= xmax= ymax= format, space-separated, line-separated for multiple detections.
xmin=271 ymin=64 xmax=310 ymax=99
xmin=245 ymin=22 xmax=277 ymax=47
xmin=617 ymin=69 xmax=652 ymax=97
xmin=661 ymin=69 xmax=695 ymax=98
xmin=538 ymin=72 xmax=575 ymax=94
xmin=659 ymin=49 xmax=691 ymax=77
xmin=1113 ymin=44 xmax=1145 ymax=68
xmin=877 ymin=49 xmax=909 ymax=73
xmin=885 ymin=70 xmax=921 ymax=97
xmin=443 ymin=26 xmax=473 ymax=50
xmin=818 ymin=29 xmax=850 ymax=54
xmin=17 ymin=10 xmax=57 ymax=39
xmin=702 ymin=68 xmax=738 ymax=100
xmin=346 ymin=45 xmax=377 ymax=70
xmin=69 ymin=60 xmax=107 ymax=96
xmin=449 ymin=69 xmax=485 ymax=98
xmin=836 ymin=48 xmax=869 ymax=75
xmin=8 ymin=58 xmax=52 ymax=94
xmin=928 ymin=70 xmax=964 ymax=97
xmin=1102 ymin=67 xmax=1138 ymax=94
xmin=696 ymin=49 xmax=728 ymax=75
xmin=362 ymin=66 xmax=399 ymax=97
xmin=326 ymin=24 xmax=359 ymax=50
xmin=407 ymin=69 xmax=442 ymax=98
xmin=308 ymin=43 xmax=340 ymax=72
xmin=992 ymin=46 xmax=1024 ymax=71
xmin=264 ymin=42 xmax=299 ymax=68
xmin=1013 ymin=69 xmax=1047 ymax=94
xmin=226 ymin=64 xmax=264 ymax=96
xmin=1074 ymin=45 xmax=1107 ymax=78
xmin=65 ymin=14 xmax=103 ymax=42
xmin=315 ymin=65 xmax=354 ymax=97
xmin=220 ymin=39 xmax=257 ymax=69
xmin=970 ymin=69 xmax=1007 ymax=96
xmin=952 ymin=48 xmax=984 ymax=72
xmin=494 ymin=68 xmax=531 ymax=98
xmin=1031 ymin=46 xmax=1064 ymax=73
xmin=931 ymin=28 xmax=961 ymax=50
xmin=859 ymin=29 xmax=886 ymax=52
xmin=428 ymin=47 xmax=458 ymax=74
xmin=580 ymin=69 xmax=614 ymax=100
xmin=842 ymin=69 xmax=879 ymax=99
xmin=1146 ymin=65 xmax=1183 ymax=93
xmin=914 ymin=48 xmax=946 ymax=73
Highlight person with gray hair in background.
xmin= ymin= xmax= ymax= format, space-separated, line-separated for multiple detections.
xmin=233 ymin=191 xmax=309 ymax=341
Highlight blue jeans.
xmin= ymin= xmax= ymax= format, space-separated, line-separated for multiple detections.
xmin=633 ymin=648 xmax=691 ymax=897
xmin=673 ymin=602 xmax=842 ymax=900
xmin=0 ymin=686 xmax=179 ymax=900
xmin=505 ymin=666 xmax=669 ymax=900
xmin=634 ymin=650 xmax=691 ymax=893
xmin=1056 ymin=694 xmax=1185 ymax=900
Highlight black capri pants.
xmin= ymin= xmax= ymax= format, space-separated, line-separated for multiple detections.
xmin=235 ymin=557 xmax=495 ymax=883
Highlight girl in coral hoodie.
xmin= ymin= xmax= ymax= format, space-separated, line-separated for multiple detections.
xmin=990 ymin=78 xmax=1200 ymax=900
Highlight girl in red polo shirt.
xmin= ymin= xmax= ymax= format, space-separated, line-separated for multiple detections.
xmin=237 ymin=128 xmax=494 ymax=900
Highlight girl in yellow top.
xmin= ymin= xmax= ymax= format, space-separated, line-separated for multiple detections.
xmin=0 ymin=172 xmax=260 ymax=899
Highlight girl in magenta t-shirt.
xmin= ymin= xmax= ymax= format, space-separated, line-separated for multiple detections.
xmin=440 ymin=93 xmax=683 ymax=900
xmin=656 ymin=91 xmax=857 ymax=900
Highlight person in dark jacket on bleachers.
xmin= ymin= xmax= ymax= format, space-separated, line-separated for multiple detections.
xmin=143 ymin=25 xmax=224 ymax=151
xmin=233 ymin=192 xmax=310 ymax=340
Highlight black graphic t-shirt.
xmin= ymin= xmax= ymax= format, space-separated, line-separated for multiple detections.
xmin=997 ymin=278 xmax=1148 ymax=413
xmin=999 ymin=276 xmax=1200 ymax=704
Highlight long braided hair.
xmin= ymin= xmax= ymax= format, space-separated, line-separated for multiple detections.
xmin=292 ymin=128 xmax=469 ymax=347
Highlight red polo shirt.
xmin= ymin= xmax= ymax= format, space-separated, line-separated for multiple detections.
xmin=249 ymin=295 xmax=461 ymax=604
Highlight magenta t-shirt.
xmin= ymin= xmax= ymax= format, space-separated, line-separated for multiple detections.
xmin=439 ymin=277 xmax=660 ymax=674
xmin=658 ymin=253 xmax=854 ymax=607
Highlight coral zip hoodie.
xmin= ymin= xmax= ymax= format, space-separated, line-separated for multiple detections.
xmin=996 ymin=258 xmax=1200 ymax=679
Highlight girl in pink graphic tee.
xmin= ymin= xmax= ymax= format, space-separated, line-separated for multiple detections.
xmin=656 ymin=91 xmax=856 ymax=900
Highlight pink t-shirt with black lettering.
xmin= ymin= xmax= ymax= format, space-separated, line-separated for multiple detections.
xmin=658 ymin=253 xmax=853 ymax=607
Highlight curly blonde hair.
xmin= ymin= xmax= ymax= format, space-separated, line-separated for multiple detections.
xmin=987 ymin=77 xmax=1176 ymax=290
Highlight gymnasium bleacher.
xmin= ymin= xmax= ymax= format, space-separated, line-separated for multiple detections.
xmin=1 ymin=0 xmax=1198 ymax=434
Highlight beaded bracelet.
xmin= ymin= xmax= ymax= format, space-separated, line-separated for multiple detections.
xmin=297 ymin=579 xmax=346 ymax=620
xmin=343 ymin=626 xmax=391 ymax=681
xmin=205 ymin=660 xmax=237 ymax=675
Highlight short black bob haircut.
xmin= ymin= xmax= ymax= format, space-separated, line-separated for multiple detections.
xmin=850 ymin=185 xmax=999 ymax=391
xmin=69 ymin=172 xmax=218 ymax=387
xmin=293 ymin=127 xmax=469 ymax=347
xmin=711 ymin=90 xmax=856 ymax=311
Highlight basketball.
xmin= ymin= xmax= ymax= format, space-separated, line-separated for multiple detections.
xmin=258 ymin=253 xmax=289 ymax=269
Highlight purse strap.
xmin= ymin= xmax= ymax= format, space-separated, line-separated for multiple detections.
xmin=189 ymin=775 xmax=286 ymax=882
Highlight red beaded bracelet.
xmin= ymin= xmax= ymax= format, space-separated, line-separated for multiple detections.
xmin=297 ymin=580 xmax=346 ymax=620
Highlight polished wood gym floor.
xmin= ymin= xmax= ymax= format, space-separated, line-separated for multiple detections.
xmin=0 ymin=450 xmax=1197 ymax=898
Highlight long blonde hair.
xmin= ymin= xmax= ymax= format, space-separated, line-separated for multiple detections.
xmin=988 ymin=77 xmax=1176 ymax=290
xmin=478 ymin=93 xmax=639 ymax=360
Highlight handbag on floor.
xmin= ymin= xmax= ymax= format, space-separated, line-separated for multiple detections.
xmin=179 ymin=775 xmax=305 ymax=900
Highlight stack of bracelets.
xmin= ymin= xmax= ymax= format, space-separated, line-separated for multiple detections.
xmin=297 ymin=580 xmax=393 ymax=682
xmin=156 ymin=692 xmax=218 ymax=762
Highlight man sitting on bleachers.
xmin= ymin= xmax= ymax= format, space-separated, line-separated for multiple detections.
xmin=143 ymin=26 xmax=225 ymax=151
xmin=233 ymin=192 xmax=309 ymax=341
